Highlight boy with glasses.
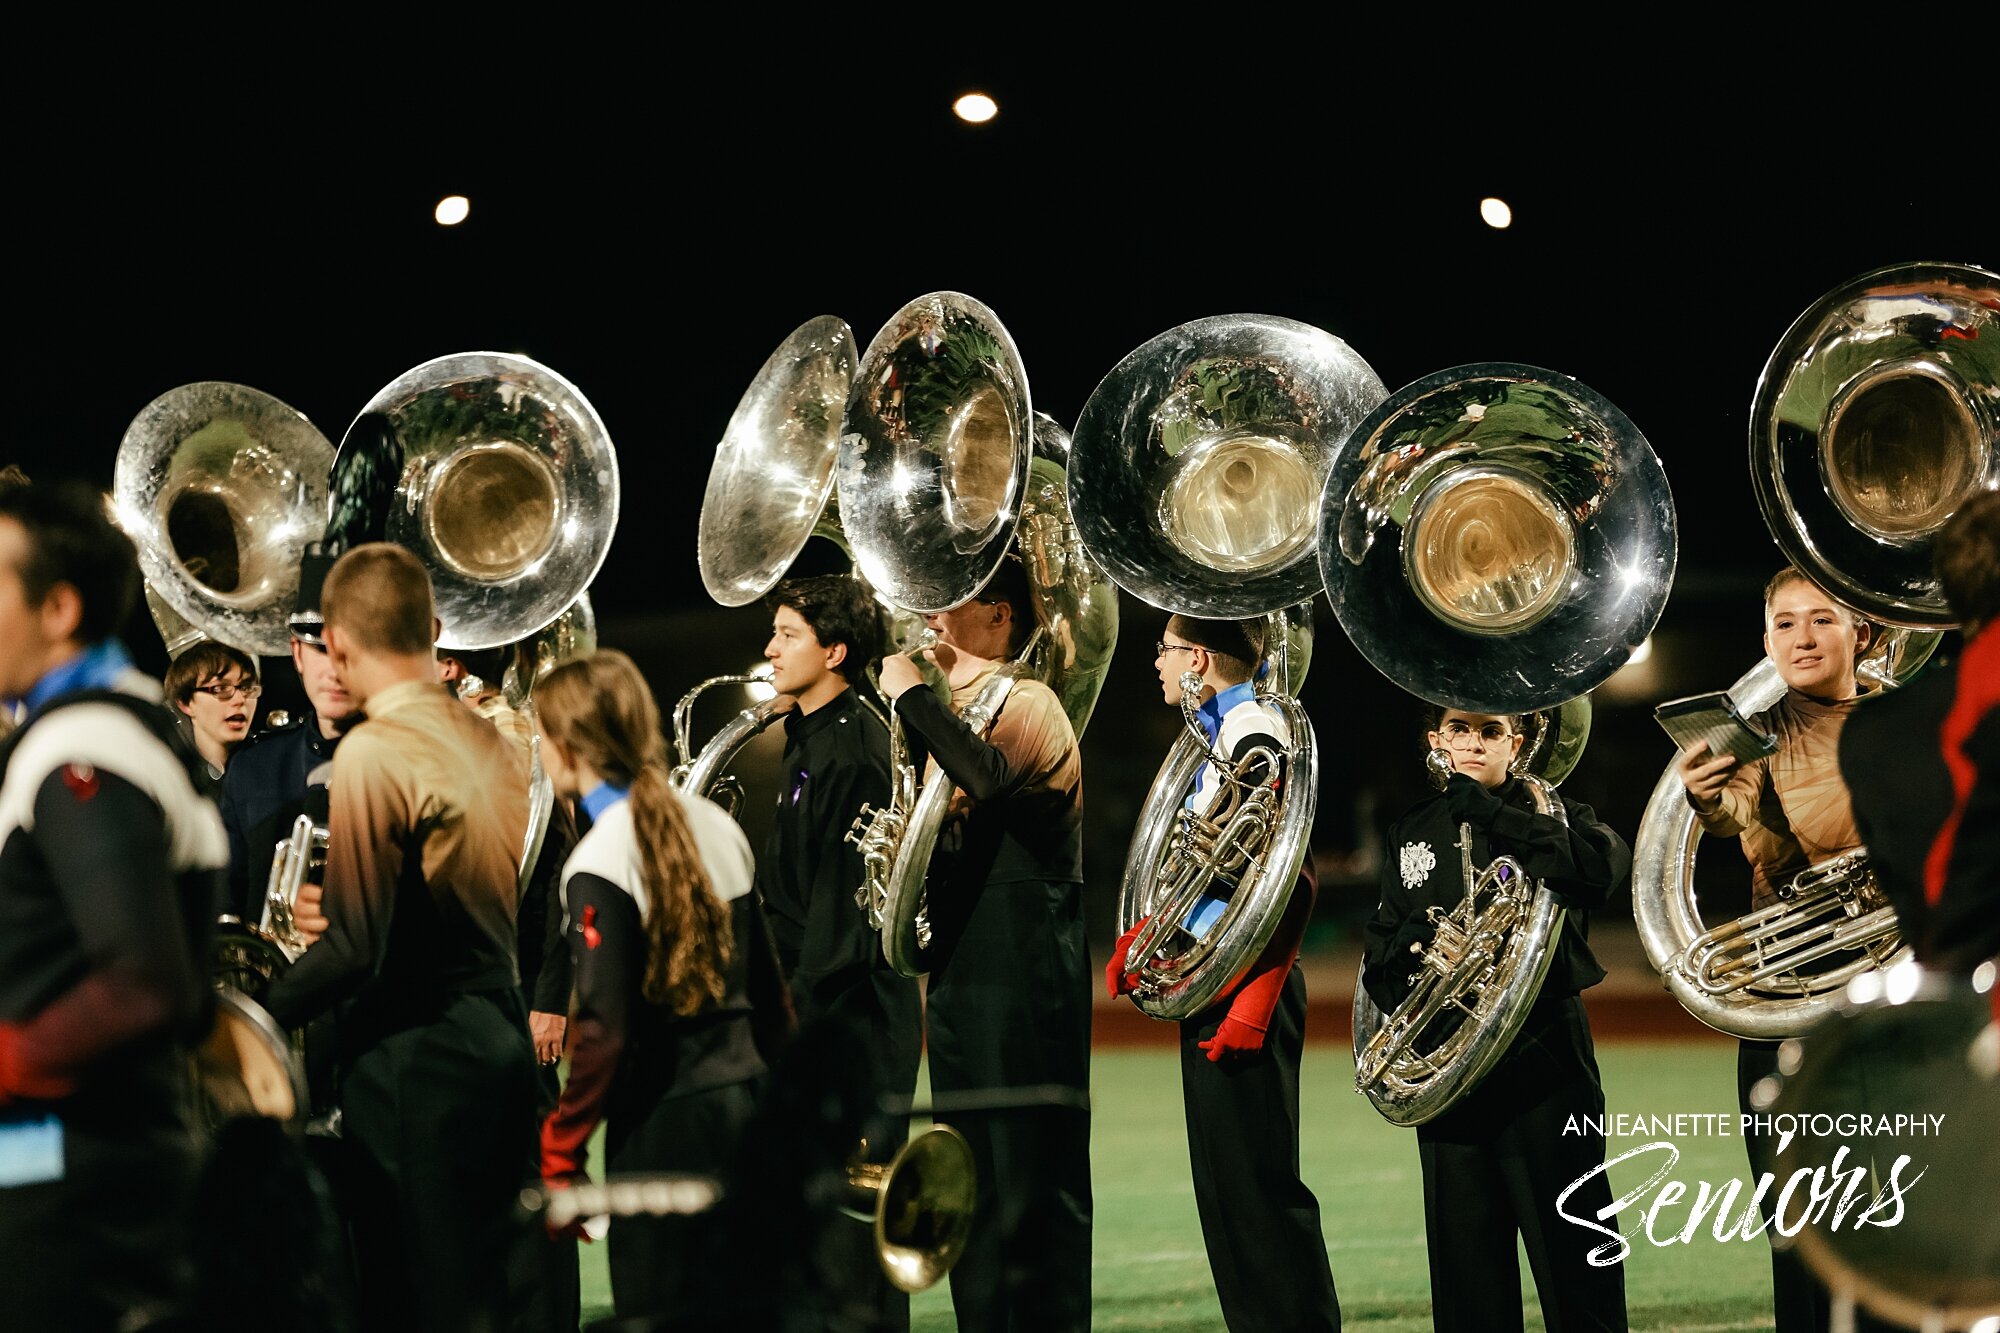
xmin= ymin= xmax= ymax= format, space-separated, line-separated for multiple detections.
xmin=1362 ymin=705 xmax=1629 ymax=1333
xmin=164 ymin=641 xmax=261 ymax=782
xmin=1111 ymin=615 xmax=1340 ymax=1333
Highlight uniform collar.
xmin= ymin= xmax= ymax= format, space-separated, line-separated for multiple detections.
xmin=786 ymin=684 xmax=856 ymax=742
xmin=360 ymin=677 xmax=438 ymax=720
xmin=18 ymin=639 xmax=134 ymax=713
xmin=581 ymin=781 xmax=628 ymax=822
xmin=1195 ymin=680 xmax=1256 ymax=744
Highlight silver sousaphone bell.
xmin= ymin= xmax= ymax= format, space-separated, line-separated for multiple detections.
xmin=114 ymin=382 xmax=336 ymax=657
xmin=345 ymin=351 xmax=621 ymax=652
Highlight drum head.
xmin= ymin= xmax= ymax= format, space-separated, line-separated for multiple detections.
xmin=191 ymin=988 xmax=305 ymax=1132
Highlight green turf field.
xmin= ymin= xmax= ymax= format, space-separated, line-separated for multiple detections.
xmin=578 ymin=1039 xmax=1778 ymax=1331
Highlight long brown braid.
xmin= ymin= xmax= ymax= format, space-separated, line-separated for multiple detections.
xmin=533 ymin=650 xmax=732 ymax=1015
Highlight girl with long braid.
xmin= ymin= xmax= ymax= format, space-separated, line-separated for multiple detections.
xmin=533 ymin=650 xmax=786 ymax=1320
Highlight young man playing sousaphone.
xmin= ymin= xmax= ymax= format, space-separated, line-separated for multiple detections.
xmin=1108 ymin=614 xmax=1340 ymax=1333
xmin=875 ymin=556 xmax=1092 ymax=1333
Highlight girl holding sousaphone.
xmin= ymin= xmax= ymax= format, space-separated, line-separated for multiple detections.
xmin=1328 ymin=360 xmax=1676 ymax=1333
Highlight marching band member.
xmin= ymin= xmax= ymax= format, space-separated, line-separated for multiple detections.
xmin=1108 ymin=614 xmax=1340 ymax=1333
xmin=1841 ymin=492 xmax=2000 ymax=973
xmin=438 ymin=641 xmax=581 ymax=1333
xmin=163 ymin=639 xmax=260 ymax=784
xmin=532 ymin=649 xmax=788 ymax=1322
xmin=876 ymin=557 xmax=1093 ymax=1333
xmin=0 ymin=480 xmax=226 ymax=1333
xmin=263 ymin=543 xmax=536 ymax=1333
xmin=1363 ymin=706 xmax=1629 ymax=1333
xmin=1672 ymin=568 xmax=1877 ymax=1333
xmin=757 ymin=574 xmax=924 ymax=1330
xmin=215 ymin=553 xmax=357 ymax=925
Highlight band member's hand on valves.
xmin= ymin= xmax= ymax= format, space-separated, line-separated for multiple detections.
xmin=1442 ymin=773 xmax=1506 ymax=828
xmin=1674 ymin=739 xmax=1739 ymax=814
xmin=1106 ymin=915 xmax=1150 ymax=998
xmin=292 ymin=880 xmax=330 ymax=944
xmin=529 ymin=1011 xmax=567 ymax=1066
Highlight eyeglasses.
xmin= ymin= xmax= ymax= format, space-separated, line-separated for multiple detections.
xmin=194 ymin=681 xmax=262 ymax=702
xmin=1155 ymin=641 xmax=1198 ymax=657
xmin=1437 ymin=720 xmax=1512 ymax=750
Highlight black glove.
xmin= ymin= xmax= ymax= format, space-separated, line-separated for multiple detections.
xmin=1443 ymin=772 xmax=1505 ymax=828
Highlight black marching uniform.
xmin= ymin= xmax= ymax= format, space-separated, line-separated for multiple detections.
xmin=1363 ymin=775 xmax=1630 ymax=1333
xmin=0 ymin=674 xmax=225 ymax=1333
xmin=1839 ymin=636 xmax=2000 ymax=972
xmin=1168 ymin=683 xmax=1339 ymax=1333
xmin=539 ymin=786 xmax=775 ymax=1320
xmin=757 ymin=685 xmax=924 ymax=1330
xmin=897 ymin=668 xmax=1092 ymax=1333
xmin=215 ymin=703 xmax=340 ymax=924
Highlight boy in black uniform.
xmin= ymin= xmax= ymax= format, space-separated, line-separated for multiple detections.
xmin=0 ymin=481 xmax=227 ymax=1333
xmin=1362 ymin=706 xmax=1629 ymax=1333
xmin=756 ymin=574 xmax=924 ymax=1329
xmin=1109 ymin=615 xmax=1339 ymax=1333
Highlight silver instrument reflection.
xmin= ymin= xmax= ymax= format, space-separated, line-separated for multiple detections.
xmin=345 ymin=351 xmax=621 ymax=652
xmin=114 ymin=382 xmax=335 ymax=657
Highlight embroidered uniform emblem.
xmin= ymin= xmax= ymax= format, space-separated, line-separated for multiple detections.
xmin=62 ymin=764 xmax=99 ymax=801
xmin=1400 ymin=841 xmax=1436 ymax=890
xmin=580 ymin=905 xmax=601 ymax=951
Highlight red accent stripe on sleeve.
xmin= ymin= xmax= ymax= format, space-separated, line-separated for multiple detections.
xmin=1924 ymin=632 xmax=2000 ymax=906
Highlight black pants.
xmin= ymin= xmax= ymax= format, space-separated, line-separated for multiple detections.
xmin=1416 ymin=995 xmax=1627 ymax=1333
xmin=1179 ymin=965 xmax=1340 ymax=1333
xmin=339 ymin=990 xmax=537 ymax=1333
xmin=508 ymin=1036 xmax=579 ymax=1333
xmin=924 ymin=877 xmax=1093 ymax=1333
xmin=791 ymin=965 xmax=925 ymax=1332
xmin=0 ymin=1106 xmax=198 ymax=1333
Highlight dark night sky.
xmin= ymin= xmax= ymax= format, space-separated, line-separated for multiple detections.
xmin=12 ymin=48 xmax=1990 ymax=934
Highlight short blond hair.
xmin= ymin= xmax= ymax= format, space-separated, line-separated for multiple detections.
xmin=322 ymin=543 xmax=435 ymax=655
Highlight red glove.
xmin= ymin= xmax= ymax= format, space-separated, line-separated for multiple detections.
xmin=1198 ymin=1012 xmax=1269 ymax=1062
xmin=1106 ymin=916 xmax=1151 ymax=998
xmin=540 ymin=1173 xmax=595 ymax=1243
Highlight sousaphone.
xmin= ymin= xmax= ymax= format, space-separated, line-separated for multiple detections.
xmin=838 ymin=292 xmax=1118 ymax=976
xmin=114 ymin=382 xmax=336 ymax=657
xmin=1632 ymin=261 xmax=1998 ymax=1039
xmin=1325 ymin=363 xmax=1675 ymax=1123
xmin=1070 ymin=314 xmax=1386 ymax=1020
xmin=679 ymin=316 xmax=869 ymax=811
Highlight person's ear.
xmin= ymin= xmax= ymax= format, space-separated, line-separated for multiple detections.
xmin=825 ymin=640 xmax=848 ymax=672
xmin=431 ymin=616 xmax=443 ymax=647
xmin=1509 ymin=732 xmax=1525 ymax=759
xmin=37 ymin=580 xmax=84 ymax=644
xmin=1854 ymin=619 xmax=1873 ymax=656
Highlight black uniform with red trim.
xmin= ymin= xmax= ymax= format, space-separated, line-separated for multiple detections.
xmin=539 ymin=783 xmax=779 ymax=1321
xmin=1840 ymin=632 xmax=2000 ymax=973
xmin=1110 ymin=680 xmax=1339 ymax=1333
xmin=0 ymin=674 xmax=225 ymax=1333
xmin=1363 ymin=774 xmax=1629 ymax=1333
